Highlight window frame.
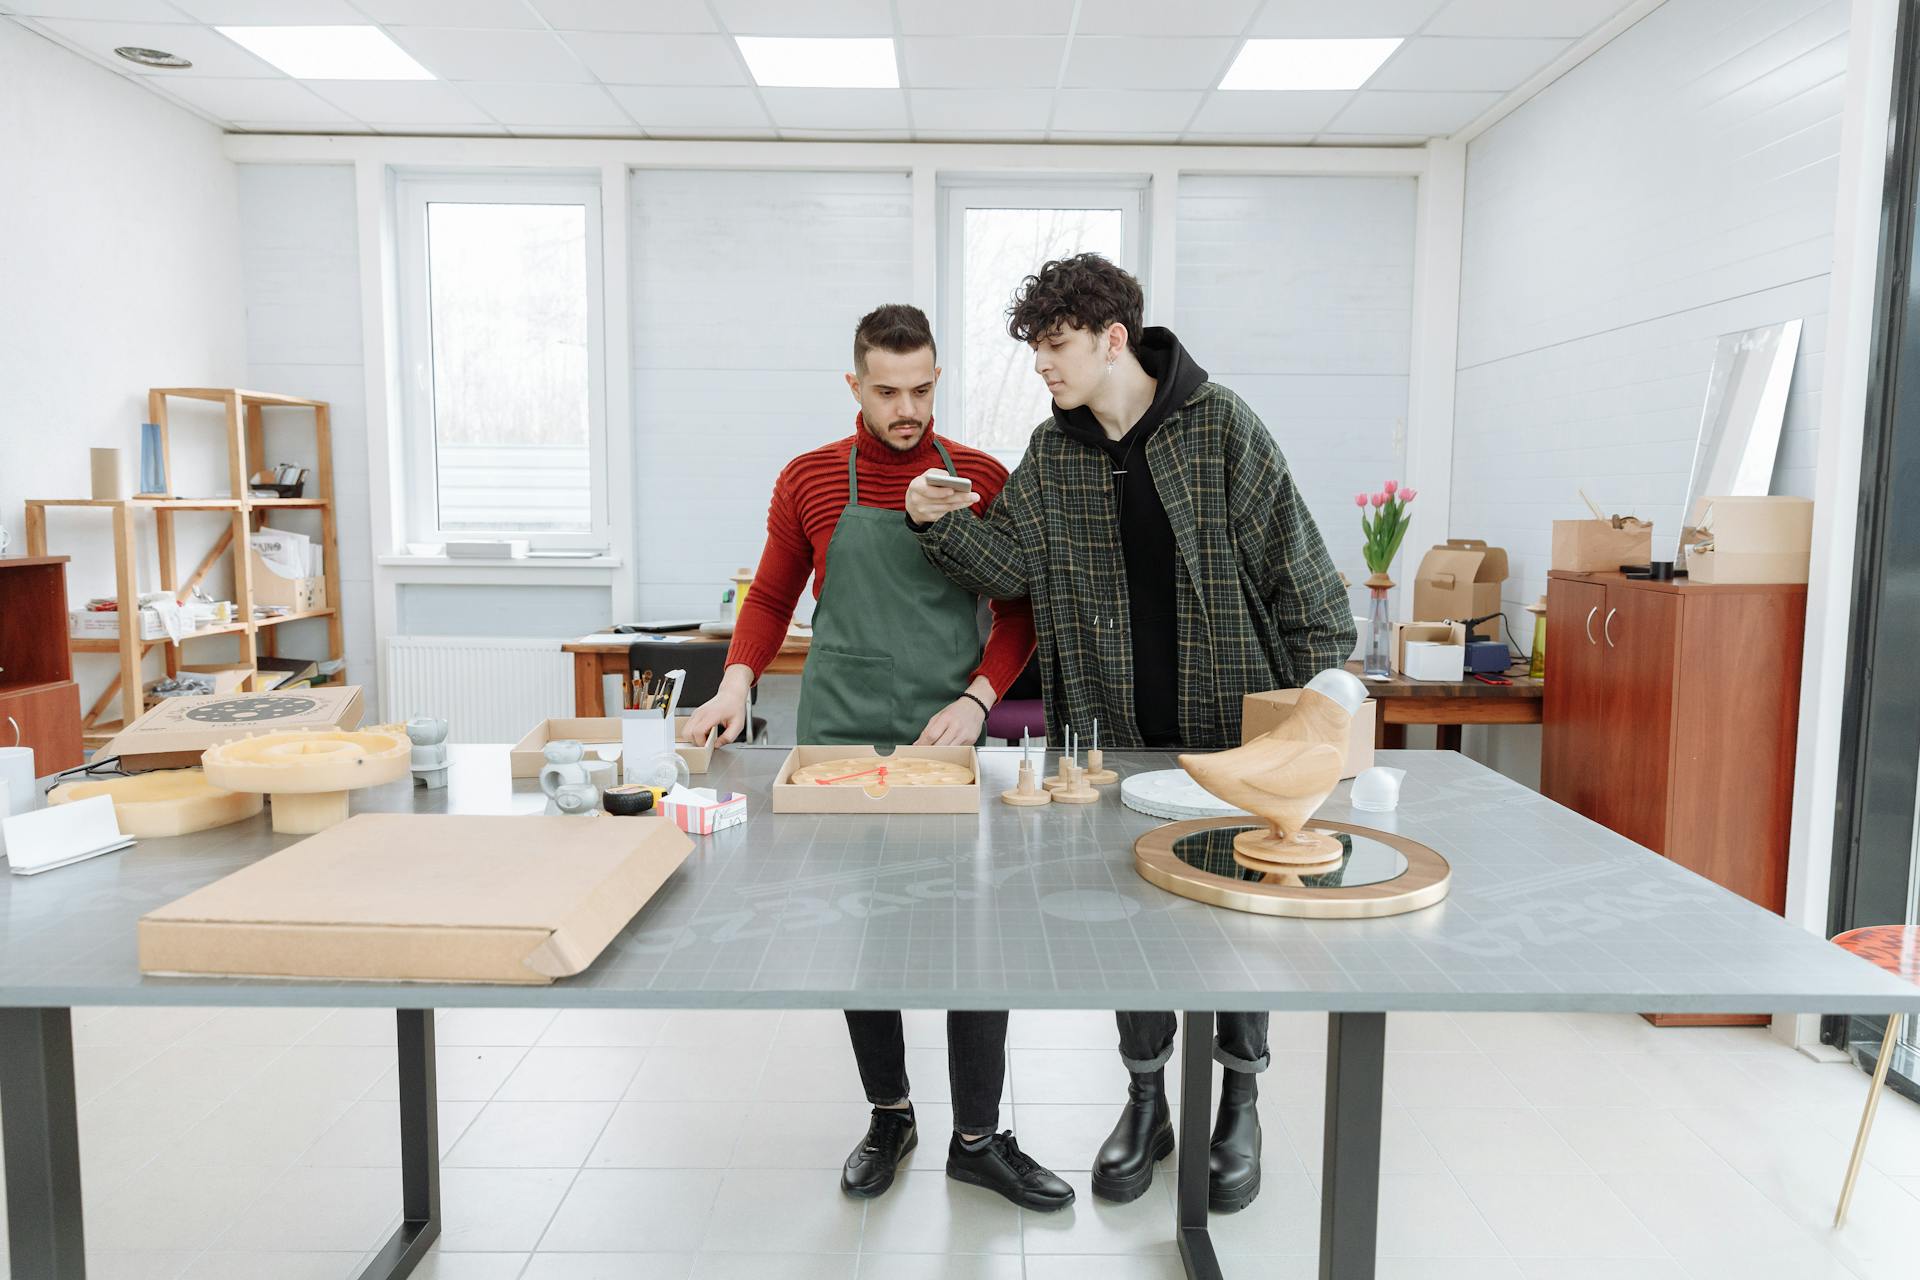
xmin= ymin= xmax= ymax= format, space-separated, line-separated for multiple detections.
xmin=936 ymin=176 xmax=1150 ymax=468
xmin=393 ymin=171 xmax=609 ymax=550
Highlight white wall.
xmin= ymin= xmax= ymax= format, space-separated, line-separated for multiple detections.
xmin=1450 ymin=0 xmax=1849 ymax=785
xmin=0 ymin=22 xmax=246 ymax=718
xmin=629 ymin=168 xmax=916 ymax=620
xmin=1174 ymin=174 xmax=1416 ymax=602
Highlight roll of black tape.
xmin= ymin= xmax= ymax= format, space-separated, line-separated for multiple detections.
xmin=603 ymin=784 xmax=656 ymax=816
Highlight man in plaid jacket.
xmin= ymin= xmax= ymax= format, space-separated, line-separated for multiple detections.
xmin=905 ymin=253 xmax=1355 ymax=1214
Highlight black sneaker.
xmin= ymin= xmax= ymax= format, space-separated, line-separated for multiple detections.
xmin=946 ymin=1131 xmax=1075 ymax=1211
xmin=841 ymin=1106 xmax=917 ymax=1199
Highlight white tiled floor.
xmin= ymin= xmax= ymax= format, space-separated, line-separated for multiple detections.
xmin=4 ymin=1008 xmax=1919 ymax=1279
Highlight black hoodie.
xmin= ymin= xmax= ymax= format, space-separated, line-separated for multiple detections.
xmin=1054 ymin=327 xmax=1209 ymax=746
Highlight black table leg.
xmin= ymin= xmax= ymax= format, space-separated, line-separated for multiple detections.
xmin=1175 ymin=1010 xmax=1223 ymax=1280
xmin=1321 ymin=1012 xmax=1386 ymax=1280
xmin=354 ymin=1009 xmax=440 ymax=1280
xmin=1 ymin=1007 xmax=86 ymax=1280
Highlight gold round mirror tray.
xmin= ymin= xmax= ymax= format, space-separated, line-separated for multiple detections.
xmin=1134 ymin=817 xmax=1450 ymax=919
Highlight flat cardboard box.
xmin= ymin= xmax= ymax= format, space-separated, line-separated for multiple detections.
xmin=139 ymin=813 xmax=694 ymax=985
xmin=1412 ymin=539 xmax=1509 ymax=624
xmin=1685 ymin=496 xmax=1815 ymax=584
xmin=71 ymin=607 xmax=170 ymax=641
xmin=510 ymin=717 xmax=713 ymax=777
xmin=771 ymin=746 xmax=980 ymax=814
xmin=1393 ymin=621 xmax=1466 ymax=675
xmin=100 ymin=685 xmax=365 ymax=771
xmin=1240 ymin=690 xmax=1375 ymax=779
xmin=1552 ymin=517 xmax=1653 ymax=572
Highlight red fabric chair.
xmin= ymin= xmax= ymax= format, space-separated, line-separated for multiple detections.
xmin=1830 ymin=924 xmax=1920 ymax=1226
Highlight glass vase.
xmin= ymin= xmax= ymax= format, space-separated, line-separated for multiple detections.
xmin=1363 ymin=580 xmax=1393 ymax=679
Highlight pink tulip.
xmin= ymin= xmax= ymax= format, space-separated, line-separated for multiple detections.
xmin=1354 ymin=493 xmax=1369 ymax=507
xmin=1400 ymin=487 xmax=1417 ymax=502
xmin=1370 ymin=492 xmax=1386 ymax=508
xmin=1383 ymin=479 xmax=1398 ymax=495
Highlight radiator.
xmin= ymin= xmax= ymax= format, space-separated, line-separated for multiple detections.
xmin=383 ymin=636 xmax=575 ymax=743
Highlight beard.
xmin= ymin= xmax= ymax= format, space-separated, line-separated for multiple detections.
xmin=867 ymin=416 xmax=926 ymax=452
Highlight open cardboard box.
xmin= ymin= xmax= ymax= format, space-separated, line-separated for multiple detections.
xmin=771 ymin=746 xmax=980 ymax=814
xmin=1393 ymin=621 xmax=1467 ymax=680
xmin=1241 ymin=690 xmax=1376 ymax=778
xmin=138 ymin=813 xmax=694 ymax=985
xmin=511 ymin=717 xmax=713 ymax=777
xmin=1685 ymin=496 xmax=1814 ymax=584
xmin=101 ymin=686 xmax=365 ymax=771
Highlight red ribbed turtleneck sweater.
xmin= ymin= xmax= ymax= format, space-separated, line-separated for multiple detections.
xmin=726 ymin=417 xmax=1036 ymax=696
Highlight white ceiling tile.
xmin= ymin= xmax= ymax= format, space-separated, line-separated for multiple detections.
xmin=367 ymin=121 xmax=509 ymax=133
xmin=387 ymin=26 xmax=591 ymax=81
xmin=1048 ymin=130 xmax=1183 ymax=142
xmin=1250 ymin=0 xmax=1447 ymax=37
xmin=1074 ymin=0 xmax=1261 ymax=36
xmin=913 ymin=128 xmax=1049 ymax=141
xmin=1063 ymin=37 xmax=1236 ymax=91
xmin=711 ymin=0 xmax=892 ymax=36
xmin=1425 ymin=0 xmax=1628 ymax=38
xmin=1366 ymin=35 xmax=1569 ymax=90
xmin=778 ymin=128 xmax=911 ymax=140
xmin=901 ymin=36 xmax=1063 ymax=89
xmin=353 ymin=0 xmax=543 ymax=26
xmin=759 ymin=86 xmax=906 ymax=129
xmin=642 ymin=125 xmax=779 ymax=137
xmin=606 ymin=84 xmax=768 ymax=128
xmin=35 ymin=18 xmax=279 ymax=74
xmin=307 ymin=78 xmax=494 ymax=122
xmin=458 ymin=79 xmax=629 ymax=124
xmin=167 ymin=0 xmax=362 ymax=21
xmin=1049 ymin=88 xmax=1200 ymax=132
xmin=1188 ymin=89 xmax=1350 ymax=133
xmin=3 ymin=0 xmax=188 ymax=17
xmin=228 ymin=120 xmax=363 ymax=131
xmin=1313 ymin=132 xmax=1429 ymax=145
xmin=529 ymin=0 xmax=715 ymax=31
xmin=155 ymin=75 xmax=352 ymax=122
xmin=507 ymin=123 xmax=641 ymax=135
xmin=894 ymin=0 xmax=1072 ymax=36
xmin=1181 ymin=132 xmax=1316 ymax=144
xmin=561 ymin=31 xmax=744 ymax=84
xmin=1324 ymin=88 xmax=1498 ymax=134
xmin=907 ymin=87 xmax=1052 ymax=132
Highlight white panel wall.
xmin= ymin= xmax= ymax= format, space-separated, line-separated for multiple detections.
xmin=1452 ymin=0 xmax=1848 ymax=784
xmin=1174 ymin=175 xmax=1417 ymax=602
xmin=236 ymin=164 xmax=379 ymax=704
xmin=0 ymin=22 xmax=246 ymax=717
xmin=630 ymin=169 xmax=915 ymax=619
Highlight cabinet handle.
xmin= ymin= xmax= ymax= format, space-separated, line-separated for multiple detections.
xmin=1584 ymin=606 xmax=1598 ymax=645
xmin=6 ymin=715 xmax=17 ymax=747
xmin=1604 ymin=607 xmax=1617 ymax=648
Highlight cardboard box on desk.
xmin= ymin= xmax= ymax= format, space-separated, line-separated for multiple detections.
xmin=138 ymin=814 xmax=694 ymax=985
xmin=1391 ymin=621 xmax=1467 ymax=681
xmin=771 ymin=746 xmax=980 ymax=814
xmin=1241 ymin=690 xmax=1375 ymax=778
xmin=1685 ymin=496 xmax=1815 ymax=584
xmin=99 ymin=686 xmax=364 ymax=771
xmin=1552 ymin=516 xmax=1653 ymax=572
xmin=510 ymin=717 xmax=713 ymax=776
xmin=1412 ymin=539 xmax=1508 ymax=624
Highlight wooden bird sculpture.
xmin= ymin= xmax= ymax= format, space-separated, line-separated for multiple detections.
xmin=1178 ymin=668 xmax=1369 ymax=868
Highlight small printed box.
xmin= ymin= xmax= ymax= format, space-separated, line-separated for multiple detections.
xmin=658 ymin=787 xmax=747 ymax=836
xmin=71 ymin=608 xmax=169 ymax=641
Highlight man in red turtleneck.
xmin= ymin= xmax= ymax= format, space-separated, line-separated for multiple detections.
xmin=682 ymin=304 xmax=1069 ymax=1213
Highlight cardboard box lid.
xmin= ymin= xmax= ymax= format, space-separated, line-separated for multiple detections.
xmin=140 ymin=813 xmax=694 ymax=983
xmin=102 ymin=686 xmax=364 ymax=763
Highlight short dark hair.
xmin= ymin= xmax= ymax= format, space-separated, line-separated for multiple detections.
xmin=1005 ymin=253 xmax=1144 ymax=355
xmin=853 ymin=303 xmax=936 ymax=375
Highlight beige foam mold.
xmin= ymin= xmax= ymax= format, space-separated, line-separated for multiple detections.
xmin=201 ymin=729 xmax=411 ymax=835
xmin=49 ymin=769 xmax=263 ymax=837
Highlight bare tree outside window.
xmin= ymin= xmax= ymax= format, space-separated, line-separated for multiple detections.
xmin=960 ymin=207 xmax=1125 ymax=462
xmin=425 ymin=202 xmax=591 ymax=532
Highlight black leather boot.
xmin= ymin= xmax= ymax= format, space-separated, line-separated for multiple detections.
xmin=840 ymin=1105 xmax=917 ymax=1199
xmin=947 ymin=1131 xmax=1075 ymax=1211
xmin=1209 ymin=1070 xmax=1261 ymax=1212
xmin=1092 ymin=1069 xmax=1174 ymax=1203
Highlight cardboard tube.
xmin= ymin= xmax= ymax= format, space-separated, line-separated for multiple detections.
xmin=91 ymin=447 xmax=126 ymax=500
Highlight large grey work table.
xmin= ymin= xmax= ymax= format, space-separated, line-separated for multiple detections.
xmin=4 ymin=746 xmax=1917 ymax=1280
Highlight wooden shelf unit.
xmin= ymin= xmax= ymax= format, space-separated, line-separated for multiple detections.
xmin=25 ymin=388 xmax=345 ymax=742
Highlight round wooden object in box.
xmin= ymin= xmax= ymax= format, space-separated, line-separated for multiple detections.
xmin=787 ymin=757 xmax=974 ymax=787
xmin=201 ymin=728 xmax=411 ymax=835
xmin=49 ymin=769 xmax=261 ymax=836
xmin=1134 ymin=817 xmax=1450 ymax=919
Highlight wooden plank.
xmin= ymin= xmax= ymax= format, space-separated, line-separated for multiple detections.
xmin=24 ymin=501 xmax=47 ymax=557
xmin=245 ymin=402 xmax=265 ymax=490
xmin=178 ymin=527 xmax=235 ymax=602
xmin=82 ymin=675 xmax=121 ymax=730
xmin=113 ymin=502 xmax=142 ymax=728
xmin=155 ymin=508 xmax=179 ymax=679
xmin=1378 ymin=699 xmax=1541 ymax=727
xmin=225 ymin=391 xmax=247 ymax=502
xmin=313 ymin=401 xmax=345 ymax=667
xmin=146 ymin=389 xmax=172 ymax=499
xmin=229 ymin=508 xmax=259 ymax=689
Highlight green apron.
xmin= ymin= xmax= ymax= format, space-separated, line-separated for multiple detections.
xmin=795 ymin=439 xmax=986 ymax=747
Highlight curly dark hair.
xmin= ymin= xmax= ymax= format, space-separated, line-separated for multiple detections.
xmin=1005 ymin=253 xmax=1144 ymax=355
xmin=853 ymin=303 xmax=936 ymax=375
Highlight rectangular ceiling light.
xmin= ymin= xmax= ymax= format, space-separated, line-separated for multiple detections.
xmin=216 ymin=25 xmax=434 ymax=80
xmin=735 ymin=36 xmax=898 ymax=89
xmin=1220 ymin=38 xmax=1402 ymax=91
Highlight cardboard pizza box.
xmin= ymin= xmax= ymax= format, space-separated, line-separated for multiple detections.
xmin=100 ymin=686 xmax=365 ymax=770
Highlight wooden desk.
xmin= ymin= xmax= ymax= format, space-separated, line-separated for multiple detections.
xmin=1346 ymin=658 xmax=1542 ymax=750
xmin=564 ymin=630 xmax=811 ymax=716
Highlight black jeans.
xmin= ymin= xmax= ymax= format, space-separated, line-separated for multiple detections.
xmin=1116 ymin=1011 xmax=1271 ymax=1074
xmin=845 ymin=1010 xmax=1007 ymax=1134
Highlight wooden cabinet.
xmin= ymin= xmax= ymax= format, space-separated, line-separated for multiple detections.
xmin=1544 ymin=571 xmax=1807 ymax=915
xmin=0 ymin=556 xmax=83 ymax=774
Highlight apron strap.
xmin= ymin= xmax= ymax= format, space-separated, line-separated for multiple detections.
xmin=848 ymin=436 xmax=958 ymax=508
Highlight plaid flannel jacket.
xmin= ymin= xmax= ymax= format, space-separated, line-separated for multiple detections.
xmin=914 ymin=382 xmax=1356 ymax=749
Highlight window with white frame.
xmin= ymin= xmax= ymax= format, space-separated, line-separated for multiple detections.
xmin=395 ymin=174 xmax=607 ymax=549
xmin=940 ymin=179 xmax=1147 ymax=467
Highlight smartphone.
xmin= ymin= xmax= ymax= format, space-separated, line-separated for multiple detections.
xmin=926 ymin=472 xmax=974 ymax=492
